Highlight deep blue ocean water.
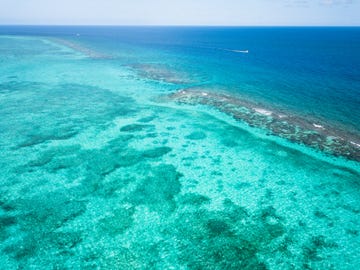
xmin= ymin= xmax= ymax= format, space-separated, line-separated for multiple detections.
xmin=0 ymin=26 xmax=359 ymax=269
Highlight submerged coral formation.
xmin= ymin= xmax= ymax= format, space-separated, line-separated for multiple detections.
xmin=166 ymin=87 xmax=360 ymax=161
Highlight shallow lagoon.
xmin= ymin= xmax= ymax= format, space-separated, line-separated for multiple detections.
xmin=0 ymin=28 xmax=359 ymax=269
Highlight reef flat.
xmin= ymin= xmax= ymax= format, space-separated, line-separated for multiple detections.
xmin=166 ymin=87 xmax=360 ymax=162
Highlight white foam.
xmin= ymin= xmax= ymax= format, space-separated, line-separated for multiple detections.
xmin=313 ymin=123 xmax=325 ymax=129
xmin=254 ymin=108 xmax=272 ymax=116
xmin=201 ymin=92 xmax=208 ymax=96
xmin=350 ymin=141 xmax=360 ymax=148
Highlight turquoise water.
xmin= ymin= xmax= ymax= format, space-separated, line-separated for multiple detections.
xmin=0 ymin=27 xmax=359 ymax=269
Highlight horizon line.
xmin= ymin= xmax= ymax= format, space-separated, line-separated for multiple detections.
xmin=0 ymin=24 xmax=360 ymax=28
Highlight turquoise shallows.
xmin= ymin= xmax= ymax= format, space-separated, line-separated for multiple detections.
xmin=0 ymin=27 xmax=359 ymax=269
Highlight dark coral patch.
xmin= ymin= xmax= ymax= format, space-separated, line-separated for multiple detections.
xmin=2 ymin=190 xmax=86 ymax=262
xmin=142 ymin=146 xmax=172 ymax=159
xmin=98 ymin=207 xmax=135 ymax=236
xmin=137 ymin=115 xmax=156 ymax=123
xmin=120 ymin=124 xmax=154 ymax=132
xmin=177 ymin=193 xmax=210 ymax=206
xmin=127 ymin=164 xmax=182 ymax=213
